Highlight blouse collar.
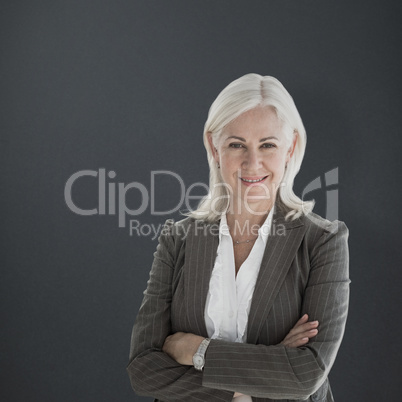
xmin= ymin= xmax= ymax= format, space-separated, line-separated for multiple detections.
xmin=219 ymin=205 xmax=275 ymax=246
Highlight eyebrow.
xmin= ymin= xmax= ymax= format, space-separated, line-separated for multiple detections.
xmin=224 ymin=135 xmax=279 ymax=142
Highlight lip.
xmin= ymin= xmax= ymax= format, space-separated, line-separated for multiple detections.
xmin=239 ymin=175 xmax=269 ymax=186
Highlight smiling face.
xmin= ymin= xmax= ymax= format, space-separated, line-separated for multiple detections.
xmin=208 ymin=106 xmax=297 ymax=215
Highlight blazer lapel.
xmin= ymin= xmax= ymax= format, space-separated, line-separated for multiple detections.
xmin=247 ymin=208 xmax=306 ymax=344
xmin=182 ymin=208 xmax=306 ymax=342
xmin=183 ymin=219 xmax=220 ymax=338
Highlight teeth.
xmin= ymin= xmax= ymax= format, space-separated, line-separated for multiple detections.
xmin=241 ymin=176 xmax=267 ymax=183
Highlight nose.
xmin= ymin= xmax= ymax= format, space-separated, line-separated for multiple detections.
xmin=242 ymin=149 xmax=262 ymax=171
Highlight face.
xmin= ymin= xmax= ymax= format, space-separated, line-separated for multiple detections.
xmin=207 ymin=106 xmax=297 ymax=214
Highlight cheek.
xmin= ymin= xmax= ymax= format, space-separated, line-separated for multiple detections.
xmin=221 ymin=153 xmax=240 ymax=168
xmin=267 ymin=153 xmax=285 ymax=169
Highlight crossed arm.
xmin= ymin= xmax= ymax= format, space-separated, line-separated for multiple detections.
xmin=162 ymin=314 xmax=319 ymax=400
xmin=127 ymin=220 xmax=349 ymax=401
xmin=163 ymin=313 xmax=319 ymax=365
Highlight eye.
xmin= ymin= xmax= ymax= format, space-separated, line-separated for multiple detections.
xmin=229 ymin=143 xmax=244 ymax=149
xmin=261 ymin=143 xmax=276 ymax=149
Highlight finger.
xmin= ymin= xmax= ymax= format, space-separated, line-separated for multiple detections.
xmin=294 ymin=314 xmax=309 ymax=327
xmin=280 ymin=318 xmax=319 ymax=346
xmin=287 ymin=337 xmax=310 ymax=348
xmin=288 ymin=320 xmax=319 ymax=337
xmin=299 ymin=314 xmax=309 ymax=323
xmin=282 ymin=328 xmax=318 ymax=346
xmin=297 ymin=321 xmax=319 ymax=333
xmin=284 ymin=316 xmax=311 ymax=339
xmin=287 ymin=327 xmax=318 ymax=342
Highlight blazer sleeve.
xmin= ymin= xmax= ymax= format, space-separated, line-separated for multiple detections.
xmin=202 ymin=220 xmax=350 ymax=400
xmin=126 ymin=219 xmax=233 ymax=401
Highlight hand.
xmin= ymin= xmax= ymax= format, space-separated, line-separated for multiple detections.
xmin=280 ymin=314 xmax=319 ymax=348
xmin=162 ymin=332 xmax=205 ymax=365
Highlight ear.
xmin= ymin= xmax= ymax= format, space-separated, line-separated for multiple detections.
xmin=207 ymin=132 xmax=219 ymax=163
xmin=286 ymin=131 xmax=298 ymax=162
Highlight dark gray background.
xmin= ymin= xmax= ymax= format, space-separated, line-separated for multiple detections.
xmin=1 ymin=1 xmax=401 ymax=401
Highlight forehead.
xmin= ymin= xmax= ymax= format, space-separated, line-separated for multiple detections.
xmin=222 ymin=106 xmax=283 ymax=136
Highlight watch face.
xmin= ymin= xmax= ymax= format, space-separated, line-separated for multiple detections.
xmin=193 ymin=355 xmax=203 ymax=367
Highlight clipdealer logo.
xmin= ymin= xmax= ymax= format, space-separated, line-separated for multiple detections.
xmin=64 ymin=169 xmax=208 ymax=229
xmin=64 ymin=167 xmax=340 ymax=237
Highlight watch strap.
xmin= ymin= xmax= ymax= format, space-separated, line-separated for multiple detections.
xmin=193 ymin=338 xmax=211 ymax=371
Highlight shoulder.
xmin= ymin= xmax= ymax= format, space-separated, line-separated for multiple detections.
xmin=160 ymin=216 xmax=196 ymax=240
xmin=276 ymin=199 xmax=349 ymax=242
xmin=158 ymin=216 xmax=201 ymax=254
xmin=161 ymin=215 xmax=219 ymax=237
xmin=300 ymin=211 xmax=349 ymax=237
xmin=297 ymin=212 xmax=349 ymax=260
xmin=158 ymin=216 xmax=217 ymax=266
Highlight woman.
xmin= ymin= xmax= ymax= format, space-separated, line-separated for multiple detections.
xmin=127 ymin=73 xmax=350 ymax=402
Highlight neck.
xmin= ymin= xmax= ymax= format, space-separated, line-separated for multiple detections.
xmin=225 ymin=199 xmax=275 ymax=239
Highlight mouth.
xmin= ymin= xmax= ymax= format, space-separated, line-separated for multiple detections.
xmin=240 ymin=175 xmax=269 ymax=183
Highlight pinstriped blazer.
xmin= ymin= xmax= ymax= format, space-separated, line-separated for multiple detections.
xmin=127 ymin=204 xmax=350 ymax=402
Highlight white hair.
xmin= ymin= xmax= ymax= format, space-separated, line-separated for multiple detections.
xmin=184 ymin=73 xmax=314 ymax=223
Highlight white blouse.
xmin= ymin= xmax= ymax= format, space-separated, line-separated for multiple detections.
xmin=204 ymin=207 xmax=274 ymax=401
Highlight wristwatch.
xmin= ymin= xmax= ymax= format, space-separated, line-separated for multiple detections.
xmin=192 ymin=338 xmax=211 ymax=371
